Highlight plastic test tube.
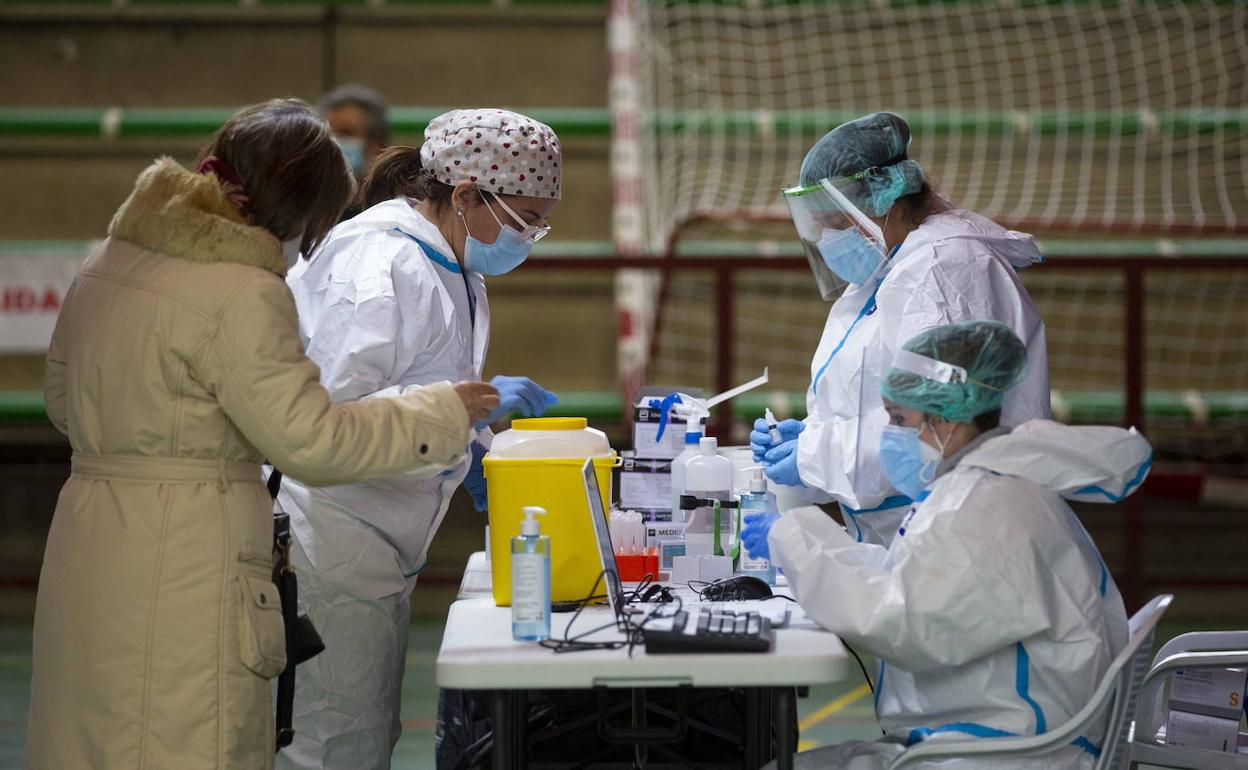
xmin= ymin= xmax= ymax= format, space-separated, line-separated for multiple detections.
xmin=764 ymin=407 xmax=783 ymax=445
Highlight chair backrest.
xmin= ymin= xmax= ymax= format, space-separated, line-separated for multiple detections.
xmin=1143 ymin=629 xmax=1248 ymax=744
xmin=1099 ymin=595 xmax=1173 ymax=770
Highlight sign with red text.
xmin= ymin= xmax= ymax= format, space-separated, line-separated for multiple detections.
xmin=0 ymin=253 xmax=86 ymax=352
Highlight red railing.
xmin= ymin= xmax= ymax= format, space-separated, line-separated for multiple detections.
xmin=522 ymin=254 xmax=1248 ymax=609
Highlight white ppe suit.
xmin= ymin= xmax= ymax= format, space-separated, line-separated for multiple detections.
xmin=768 ymin=420 xmax=1147 ymax=769
xmin=273 ymin=198 xmax=489 ymax=770
xmin=796 ymin=210 xmax=1051 ymax=545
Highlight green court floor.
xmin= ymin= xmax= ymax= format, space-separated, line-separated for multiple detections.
xmin=0 ymin=620 xmax=1230 ymax=768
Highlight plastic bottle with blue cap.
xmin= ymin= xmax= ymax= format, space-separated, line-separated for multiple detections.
xmin=511 ymin=506 xmax=550 ymax=642
xmin=737 ymin=467 xmax=778 ymax=585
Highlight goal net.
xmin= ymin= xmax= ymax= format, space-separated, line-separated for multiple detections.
xmin=611 ymin=0 xmax=1248 ymax=467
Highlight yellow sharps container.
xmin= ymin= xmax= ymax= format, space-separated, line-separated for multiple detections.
xmin=483 ymin=417 xmax=618 ymax=606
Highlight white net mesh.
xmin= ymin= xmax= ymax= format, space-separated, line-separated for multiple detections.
xmin=624 ymin=0 xmax=1248 ymax=467
xmin=634 ymin=0 xmax=1248 ymax=248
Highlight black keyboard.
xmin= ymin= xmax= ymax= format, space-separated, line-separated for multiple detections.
xmin=642 ymin=606 xmax=773 ymax=654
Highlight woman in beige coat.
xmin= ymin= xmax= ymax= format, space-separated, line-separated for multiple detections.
xmin=26 ymin=99 xmax=498 ymax=770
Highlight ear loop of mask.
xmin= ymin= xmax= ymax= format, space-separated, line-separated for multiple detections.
xmin=922 ymin=417 xmax=950 ymax=459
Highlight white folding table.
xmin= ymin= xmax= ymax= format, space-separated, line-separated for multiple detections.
xmin=436 ymin=552 xmax=850 ymax=769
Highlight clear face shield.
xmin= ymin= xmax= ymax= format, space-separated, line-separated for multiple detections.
xmin=782 ymin=171 xmax=890 ymax=301
xmin=855 ymin=346 xmax=898 ymax=503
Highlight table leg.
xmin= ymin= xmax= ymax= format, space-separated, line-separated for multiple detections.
xmin=491 ymin=690 xmax=521 ymax=770
xmin=773 ymin=686 xmax=796 ymax=770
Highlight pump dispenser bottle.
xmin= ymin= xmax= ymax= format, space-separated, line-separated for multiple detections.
xmin=511 ymin=506 xmax=551 ymax=641
xmin=738 ymin=468 xmax=778 ymax=584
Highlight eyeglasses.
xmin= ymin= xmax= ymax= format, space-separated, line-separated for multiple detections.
xmin=481 ymin=188 xmax=551 ymax=243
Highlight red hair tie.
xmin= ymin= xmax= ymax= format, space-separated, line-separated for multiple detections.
xmin=196 ymin=155 xmax=250 ymax=215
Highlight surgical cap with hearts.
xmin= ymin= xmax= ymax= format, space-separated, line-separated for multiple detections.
xmin=420 ymin=109 xmax=562 ymax=200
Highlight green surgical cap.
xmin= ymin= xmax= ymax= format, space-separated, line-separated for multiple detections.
xmin=881 ymin=320 xmax=1029 ymax=423
xmin=798 ymin=112 xmax=925 ymax=217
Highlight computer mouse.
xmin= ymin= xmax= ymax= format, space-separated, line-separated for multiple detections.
xmin=702 ymin=575 xmax=773 ymax=601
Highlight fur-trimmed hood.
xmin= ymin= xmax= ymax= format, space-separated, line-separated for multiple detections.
xmin=109 ymin=157 xmax=286 ymax=276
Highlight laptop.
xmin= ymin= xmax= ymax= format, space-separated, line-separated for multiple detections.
xmin=581 ymin=458 xmax=627 ymax=621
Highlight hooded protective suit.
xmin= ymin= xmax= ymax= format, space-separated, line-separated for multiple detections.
xmin=796 ymin=209 xmax=1051 ymax=545
xmin=273 ymin=197 xmax=489 ymax=770
xmin=768 ymin=420 xmax=1146 ymax=769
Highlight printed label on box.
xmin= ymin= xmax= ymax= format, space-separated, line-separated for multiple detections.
xmin=633 ymin=420 xmax=687 ymax=459
xmin=1170 ymin=668 xmax=1247 ymax=720
xmin=1166 ymin=709 xmax=1240 ymax=752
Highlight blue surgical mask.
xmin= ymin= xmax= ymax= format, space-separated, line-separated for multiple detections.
xmin=335 ymin=136 xmax=367 ymax=179
xmin=817 ymin=227 xmax=886 ymax=285
xmin=460 ymin=208 xmax=535 ymax=276
xmin=879 ymin=423 xmax=944 ymax=499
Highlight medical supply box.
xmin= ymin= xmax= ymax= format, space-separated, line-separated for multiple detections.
xmin=1169 ymin=667 xmax=1246 ymax=720
xmin=483 ymin=418 xmax=619 ymax=606
xmin=1165 ymin=710 xmax=1242 ymax=753
xmin=633 ymin=387 xmax=706 ymax=459
xmin=619 ymin=452 xmax=674 ymax=515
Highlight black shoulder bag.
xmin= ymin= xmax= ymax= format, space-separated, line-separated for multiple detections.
xmin=268 ymin=468 xmax=326 ymax=751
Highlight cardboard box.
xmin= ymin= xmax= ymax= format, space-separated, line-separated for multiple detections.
xmin=1170 ymin=668 xmax=1247 ymax=720
xmin=620 ymin=453 xmax=674 ymax=511
xmin=1166 ymin=709 xmax=1242 ymax=753
xmin=633 ymin=387 xmax=705 ymax=459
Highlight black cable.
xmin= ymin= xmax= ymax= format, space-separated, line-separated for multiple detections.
xmin=840 ymin=640 xmax=887 ymax=736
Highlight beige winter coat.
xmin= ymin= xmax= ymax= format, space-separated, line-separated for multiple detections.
xmin=27 ymin=158 xmax=472 ymax=770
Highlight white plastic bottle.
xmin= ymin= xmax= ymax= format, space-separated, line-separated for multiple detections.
xmin=682 ymin=437 xmax=734 ymax=556
xmin=738 ymin=468 xmax=778 ymax=585
xmin=511 ymin=506 xmax=551 ymax=642
xmin=668 ymin=423 xmax=704 ymax=523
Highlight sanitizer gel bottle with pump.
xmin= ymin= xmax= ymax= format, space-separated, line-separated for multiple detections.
xmin=511 ymin=506 xmax=551 ymax=642
xmin=737 ymin=468 xmax=778 ymax=585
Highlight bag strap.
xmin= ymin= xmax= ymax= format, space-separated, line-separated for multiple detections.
xmin=267 ymin=467 xmax=283 ymax=501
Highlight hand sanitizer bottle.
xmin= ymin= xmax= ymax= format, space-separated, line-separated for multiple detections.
xmin=737 ymin=468 xmax=777 ymax=585
xmin=511 ymin=506 xmax=551 ymax=642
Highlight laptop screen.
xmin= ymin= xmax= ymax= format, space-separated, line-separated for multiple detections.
xmin=581 ymin=458 xmax=625 ymax=620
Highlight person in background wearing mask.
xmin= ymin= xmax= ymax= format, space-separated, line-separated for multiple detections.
xmin=318 ymin=84 xmax=391 ymax=216
xmin=750 ymin=112 xmax=1051 ymax=546
xmin=27 ymin=99 xmax=498 ymax=770
xmin=745 ymin=321 xmax=1142 ymax=770
xmin=272 ymin=108 xmax=562 ymax=770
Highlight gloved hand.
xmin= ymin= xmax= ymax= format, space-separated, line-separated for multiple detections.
xmin=477 ymin=375 xmax=558 ymax=428
xmin=749 ymin=417 xmax=805 ymax=462
xmin=463 ymin=442 xmax=488 ymax=512
xmin=762 ymin=439 xmax=805 ymax=487
xmin=741 ymin=512 xmax=781 ymax=561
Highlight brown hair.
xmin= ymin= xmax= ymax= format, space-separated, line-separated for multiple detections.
xmin=894 ymin=180 xmax=943 ymax=227
xmin=197 ymin=98 xmax=353 ymax=257
xmin=357 ymin=146 xmax=486 ymax=211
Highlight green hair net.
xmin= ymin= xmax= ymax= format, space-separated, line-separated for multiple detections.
xmin=798 ymin=112 xmax=926 ymax=217
xmin=881 ymin=320 xmax=1029 ymax=423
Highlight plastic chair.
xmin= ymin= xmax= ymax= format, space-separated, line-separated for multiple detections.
xmin=887 ymin=594 xmax=1173 ymax=770
xmin=1128 ymin=630 xmax=1248 ymax=769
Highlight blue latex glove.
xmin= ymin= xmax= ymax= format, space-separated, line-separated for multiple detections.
xmin=463 ymin=442 xmax=488 ymax=512
xmin=762 ymin=439 xmax=805 ymax=487
xmin=478 ymin=375 xmax=558 ymax=428
xmin=741 ymin=512 xmax=780 ymax=561
xmin=749 ymin=417 xmax=805 ymax=462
